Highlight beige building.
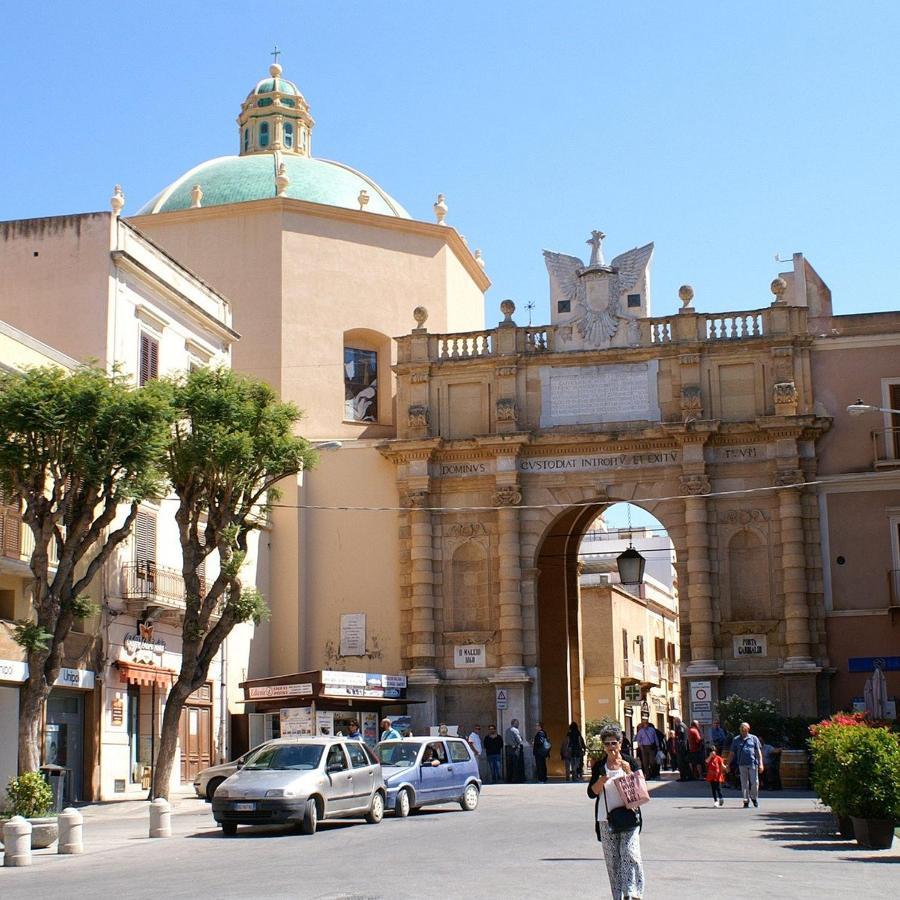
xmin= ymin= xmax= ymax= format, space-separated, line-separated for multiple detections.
xmin=0 ymin=212 xmax=257 ymax=800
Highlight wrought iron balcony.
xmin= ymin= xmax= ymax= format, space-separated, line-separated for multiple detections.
xmin=121 ymin=561 xmax=211 ymax=622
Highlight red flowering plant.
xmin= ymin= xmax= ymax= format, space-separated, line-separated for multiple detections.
xmin=809 ymin=713 xmax=900 ymax=820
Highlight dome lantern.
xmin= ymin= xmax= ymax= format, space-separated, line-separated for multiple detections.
xmin=237 ymin=60 xmax=314 ymax=158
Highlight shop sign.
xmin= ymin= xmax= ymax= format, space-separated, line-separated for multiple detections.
xmin=454 ymin=644 xmax=485 ymax=668
xmin=124 ymin=620 xmax=166 ymax=659
xmin=848 ymin=656 xmax=900 ymax=673
xmin=340 ymin=613 xmax=366 ymax=656
xmin=281 ymin=707 xmax=312 ymax=736
xmin=383 ymin=674 xmax=407 ymax=690
xmin=316 ymin=710 xmax=335 ymax=736
xmin=1 ymin=660 xmax=94 ymax=689
xmin=322 ymin=684 xmax=384 ymax=699
xmin=247 ymin=682 xmax=313 ymax=700
xmin=733 ymin=634 xmax=767 ymax=657
xmin=54 ymin=667 xmax=95 ymax=690
xmin=0 ymin=658 xmax=28 ymax=683
xmin=322 ymin=670 xmax=367 ymax=687
xmin=623 ymin=683 xmax=641 ymax=702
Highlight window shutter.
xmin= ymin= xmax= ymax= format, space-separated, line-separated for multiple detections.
xmin=134 ymin=510 xmax=157 ymax=564
xmin=139 ymin=333 xmax=159 ymax=386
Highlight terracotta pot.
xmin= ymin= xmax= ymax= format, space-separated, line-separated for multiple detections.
xmin=850 ymin=816 xmax=895 ymax=850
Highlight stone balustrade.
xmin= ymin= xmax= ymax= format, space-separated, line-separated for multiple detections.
xmin=399 ymin=304 xmax=807 ymax=364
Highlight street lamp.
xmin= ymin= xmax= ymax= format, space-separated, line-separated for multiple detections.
xmin=847 ymin=399 xmax=900 ymax=417
xmin=311 ymin=440 xmax=343 ymax=451
xmin=616 ymin=545 xmax=646 ymax=585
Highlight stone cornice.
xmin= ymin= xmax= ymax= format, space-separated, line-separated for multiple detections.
xmin=130 ymin=197 xmax=491 ymax=292
xmin=377 ymin=438 xmax=442 ymax=464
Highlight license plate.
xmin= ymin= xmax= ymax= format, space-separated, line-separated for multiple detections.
xmin=234 ymin=802 xmax=255 ymax=811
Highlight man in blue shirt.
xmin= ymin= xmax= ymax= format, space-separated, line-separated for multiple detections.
xmin=725 ymin=722 xmax=764 ymax=808
xmin=380 ymin=717 xmax=401 ymax=741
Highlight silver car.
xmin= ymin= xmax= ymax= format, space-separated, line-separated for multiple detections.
xmin=211 ymin=737 xmax=385 ymax=835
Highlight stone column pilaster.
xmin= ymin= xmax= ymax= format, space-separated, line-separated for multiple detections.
xmin=681 ymin=475 xmax=716 ymax=670
xmin=776 ymin=471 xmax=813 ymax=665
xmin=494 ymin=484 xmax=525 ymax=675
xmin=404 ymin=488 xmax=437 ymax=675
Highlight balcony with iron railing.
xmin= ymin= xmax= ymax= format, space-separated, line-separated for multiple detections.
xmin=121 ymin=561 xmax=214 ymax=623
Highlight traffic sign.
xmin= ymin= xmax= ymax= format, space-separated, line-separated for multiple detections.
xmin=496 ymin=688 xmax=508 ymax=710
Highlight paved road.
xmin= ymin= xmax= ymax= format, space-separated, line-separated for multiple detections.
xmin=2 ymin=776 xmax=897 ymax=898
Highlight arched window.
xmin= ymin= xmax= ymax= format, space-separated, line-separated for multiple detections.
xmin=299 ymin=126 xmax=307 ymax=150
xmin=259 ymin=122 xmax=270 ymax=148
xmin=243 ymin=128 xmax=249 ymax=152
xmin=344 ymin=347 xmax=377 ymax=422
xmin=284 ymin=122 xmax=294 ymax=149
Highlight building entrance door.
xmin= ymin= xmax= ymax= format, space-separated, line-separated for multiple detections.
xmin=45 ymin=690 xmax=84 ymax=802
xmin=178 ymin=703 xmax=211 ymax=783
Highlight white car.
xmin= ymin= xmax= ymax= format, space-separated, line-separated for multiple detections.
xmin=194 ymin=747 xmax=263 ymax=801
xmin=212 ymin=737 xmax=386 ymax=835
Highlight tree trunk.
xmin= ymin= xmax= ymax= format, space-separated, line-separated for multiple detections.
xmin=18 ymin=675 xmax=50 ymax=773
xmin=151 ymin=679 xmax=192 ymax=800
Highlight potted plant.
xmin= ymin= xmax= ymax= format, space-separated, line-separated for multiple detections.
xmin=810 ymin=714 xmax=900 ymax=848
xmin=2 ymin=772 xmax=58 ymax=849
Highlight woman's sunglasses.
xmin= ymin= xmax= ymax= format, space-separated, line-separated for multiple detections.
xmin=603 ymin=740 xmax=619 ymax=747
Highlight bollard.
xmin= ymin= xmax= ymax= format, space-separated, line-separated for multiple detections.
xmin=148 ymin=797 xmax=172 ymax=838
xmin=3 ymin=816 xmax=33 ymax=867
xmin=58 ymin=807 xmax=84 ymax=854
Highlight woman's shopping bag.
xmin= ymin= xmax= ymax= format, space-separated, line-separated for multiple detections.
xmin=613 ymin=769 xmax=651 ymax=810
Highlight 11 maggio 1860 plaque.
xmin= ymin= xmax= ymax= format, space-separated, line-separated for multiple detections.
xmin=539 ymin=361 xmax=660 ymax=427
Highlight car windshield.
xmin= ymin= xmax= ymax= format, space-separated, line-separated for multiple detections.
xmin=242 ymin=743 xmax=324 ymax=770
xmin=376 ymin=741 xmax=420 ymax=766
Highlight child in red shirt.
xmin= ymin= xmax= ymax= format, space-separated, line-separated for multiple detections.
xmin=706 ymin=744 xmax=726 ymax=807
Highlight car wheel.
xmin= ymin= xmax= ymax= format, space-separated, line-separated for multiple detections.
xmin=300 ymin=797 xmax=318 ymax=835
xmin=460 ymin=783 xmax=479 ymax=811
xmin=206 ymin=778 xmax=225 ymax=802
xmin=366 ymin=792 xmax=385 ymax=824
xmin=395 ymin=788 xmax=411 ymax=818
xmin=221 ymin=822 xmax=237 ymax=836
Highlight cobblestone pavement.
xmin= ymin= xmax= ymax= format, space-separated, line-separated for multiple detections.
xmin=1 ymin=776 xmax=897 ymax=898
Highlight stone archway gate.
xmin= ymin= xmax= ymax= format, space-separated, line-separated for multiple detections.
xmin=380 ymin=300 xmax=830 ymax=750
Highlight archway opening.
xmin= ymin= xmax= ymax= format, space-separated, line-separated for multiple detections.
xmin=535 ymin=501 xmax=679 ymax=772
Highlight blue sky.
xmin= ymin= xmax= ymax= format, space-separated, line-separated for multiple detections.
xmin=2 ymin=1 xmax=898 ymax=326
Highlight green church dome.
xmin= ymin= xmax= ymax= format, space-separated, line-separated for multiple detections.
xmin=137 ymin=62 xmax=410 ymax=218
xmin=137 ymin=154 xmax=410 ymax=217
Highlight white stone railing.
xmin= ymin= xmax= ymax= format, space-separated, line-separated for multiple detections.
xmin=399 ymin=305 xmax=804 ymax=363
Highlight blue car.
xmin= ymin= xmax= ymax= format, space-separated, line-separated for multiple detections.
xmin=376 ymin=736 xmax=481 ymax=817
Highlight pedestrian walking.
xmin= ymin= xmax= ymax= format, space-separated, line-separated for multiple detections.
xmin=505 ymin=718 xmax=525 ymax=783
xmin=688 ymin=720 xmax=705 ymax=779
xmin=484 ymin=724 xmax=504 ymax=783
xmin=724 ymin=722 xmax=764 ymax=808
xmin=588 ymin=723 xmax=645 ymax=900
xmin=635 ymin=720 xmax=658 ymax=779
xmin=672 ymin=716 xmax=689 ymax=780
xmin=533 ymin=721 xmax=551 ymax=783
xmin=705 ymin=744 xmax=726 ymax=807
xmin=564 ymin=722 xmax=587 ymax=782
xmin=710 ymin=719 xmax=727 ymax=753
xmin=666 ymin=729 xmax=678 ymax=772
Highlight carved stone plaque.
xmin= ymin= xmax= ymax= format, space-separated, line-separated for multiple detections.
xmin=539 ymin=362 xmax=660 ymax=427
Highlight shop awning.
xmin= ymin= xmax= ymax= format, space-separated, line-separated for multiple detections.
xmin=115 ymin=660 xmax=177 ymax=688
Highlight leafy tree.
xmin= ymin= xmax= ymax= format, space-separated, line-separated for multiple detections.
xmin=716 ymin=694 xmax=783 ymax=742
xmin=0 ymin=366 xmax=172 ymax=773
xmin=151 ymin=368 xmax=315 ymax=798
